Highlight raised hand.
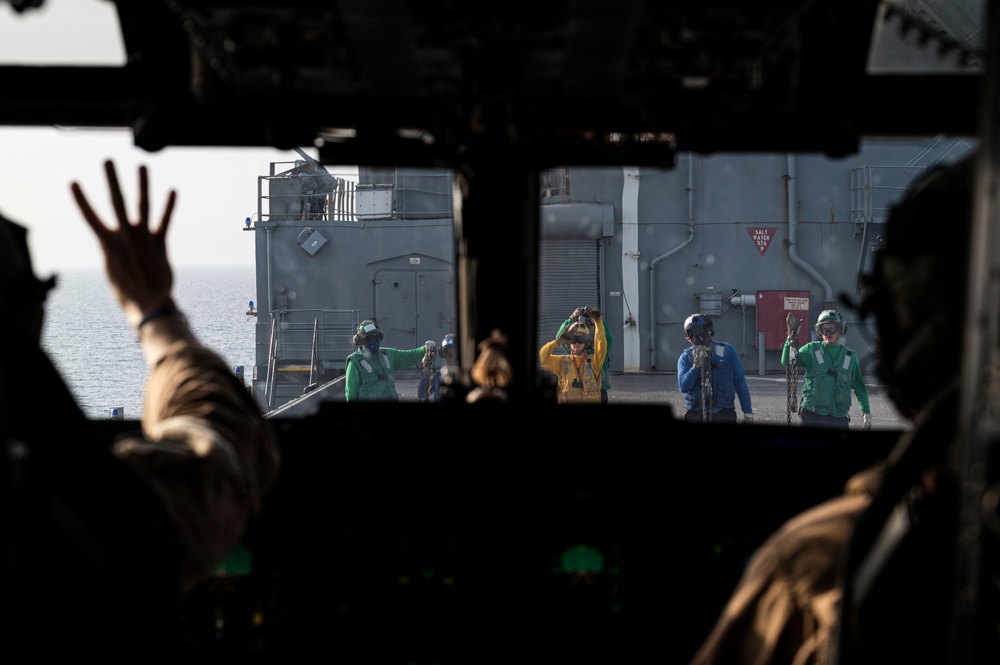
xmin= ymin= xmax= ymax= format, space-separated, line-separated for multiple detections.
xmin=70 ymin=161 xmax=177 ymax=329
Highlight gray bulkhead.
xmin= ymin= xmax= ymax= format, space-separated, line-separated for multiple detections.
xmin=542 ymin=137 xmax=974 ymax=376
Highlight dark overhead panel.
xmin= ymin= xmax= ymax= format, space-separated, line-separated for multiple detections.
xmin=0 ymin=0 xmax=982 ymax=164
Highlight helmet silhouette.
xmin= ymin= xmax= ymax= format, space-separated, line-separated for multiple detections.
xmin=440 ymin=333 xmax=457 ymax=360
xmin=684 ymin=313 xmax=715 ymax=339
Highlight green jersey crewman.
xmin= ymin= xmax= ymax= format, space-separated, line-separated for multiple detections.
xmin=557 ymin=306 xmax=614 ymax=404
xmin=345 ymin=319 xmax=434 ymax=402
xmin=781 ymin=309 xmax=871 ymax=430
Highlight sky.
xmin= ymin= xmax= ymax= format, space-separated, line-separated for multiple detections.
xmin=0 ymin=0 xmax=309 ymax=273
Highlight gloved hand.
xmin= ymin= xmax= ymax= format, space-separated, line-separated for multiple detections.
xmin=786 ymin=313 xmax=801 ymax=340
xmin=571 ymin=307 xmax=588 ymax=321
xmin=743 ymin=413 xmax=754 ymax=424
xmin=862 ymin=413 xmax=872 ymax=431
xmin=558 ymin=326 xmax=576 ymax=343
xmin=424 ymin=340 xmax=437 ymax=354
xmin=585 ymin=306 xmax=601 ymax=320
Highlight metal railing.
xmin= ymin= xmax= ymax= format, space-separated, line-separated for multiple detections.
xmin=256 ymin=163 xmax=453 ymax=223
xmin=849 ymin=165 xmax=924 ymax=226
xmin=850 ymin=138 xmax=976 ymax=226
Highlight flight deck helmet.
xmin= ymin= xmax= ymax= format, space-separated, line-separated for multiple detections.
xmin=815 ymin=309 xmax=847 ymax=336
xmin=565 ymin=320 xmax=594 ymax=350
xmin=353 ymin=319 xmax=383 ymax=347
xmin=684 ymin=313 xmax=714 ymax=342
xmin=440 ymin=333 xmax=457 ymax=361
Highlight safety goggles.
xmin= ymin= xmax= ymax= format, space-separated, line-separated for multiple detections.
xmin=570 ymin=335 xmax=591 ymax=345
xmin=685 ymin=325 xmax=706 ymax=338
xmin=362 ymin=333 xmax=381 ymax=344
xmin=818 ymin=325 xmax=840 ymax=336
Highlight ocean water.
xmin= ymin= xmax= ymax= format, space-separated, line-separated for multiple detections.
xmin=40 ymin=266 xmax=258 ymax=420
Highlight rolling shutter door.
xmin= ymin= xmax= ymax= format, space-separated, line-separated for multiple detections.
xmin=537 ymin=238 xmax=601 ymax=349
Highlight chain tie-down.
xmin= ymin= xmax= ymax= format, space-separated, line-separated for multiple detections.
xmin=695 ymin=344 xmax=713 ymax=423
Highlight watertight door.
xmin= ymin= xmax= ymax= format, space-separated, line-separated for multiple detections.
xmin=374 ymin=269 xmax=454 ymax=351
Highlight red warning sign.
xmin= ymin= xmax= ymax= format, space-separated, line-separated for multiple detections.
xmin=746 ymin=226 xmax=777 ymax=257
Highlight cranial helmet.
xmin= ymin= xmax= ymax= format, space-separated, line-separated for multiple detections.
xmin=440 ymin=333 xmax=457 ymax=360
xmin=353 ymin=319 xmax=384 ymax=346
xmin=684 ymin=313 xmax=714 ymax=339
xmin=815 ymin=309 xmax=847 ymax=335
xmin=566 ymin=320 xmax=594 ymax=347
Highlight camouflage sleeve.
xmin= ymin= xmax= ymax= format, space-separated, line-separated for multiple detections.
xmin=112 ymin=339 xmax=279 ymax=593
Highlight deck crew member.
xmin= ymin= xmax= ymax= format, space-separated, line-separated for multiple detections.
xmin=539 ymin=307 xmax=608 ymax=404
xmin=677 ymin=313 xmax=754 ymax=423
xmin=418 ymin=333 xmax=458 ymax=402
xmin=557 ymin=307 xmax=614 ymax=404
xmin=345 ymin=319 xmax=434 ymax=402
xmin=781 ymin=309 xmax=871 ymax=430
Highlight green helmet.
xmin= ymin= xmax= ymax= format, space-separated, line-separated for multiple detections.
xmin=815 ymin=309 xmax=846 ymax=336
xmin=353 ymin=319 xmax=383 ymax=346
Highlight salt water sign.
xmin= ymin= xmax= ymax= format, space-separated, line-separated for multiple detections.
xmin=746 ymin=226 xmax=777 ymax=256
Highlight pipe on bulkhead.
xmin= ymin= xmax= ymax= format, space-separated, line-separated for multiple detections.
xmin=648 ymin=154 xmax=695 ymax=369
xmin=786 ymin=154 xmax=834 ymax=304
xmin=730 ymin=294 xmax=757 ymax=346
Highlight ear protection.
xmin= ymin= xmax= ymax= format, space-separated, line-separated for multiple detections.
xmin=353 ymin=319 xmax=384 ymax=346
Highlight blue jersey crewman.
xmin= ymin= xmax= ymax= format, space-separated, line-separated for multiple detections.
xmin=677 ymin=313 xmax=753 ymax=423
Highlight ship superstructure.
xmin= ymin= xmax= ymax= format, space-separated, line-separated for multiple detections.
xmin=248 ymin=158 xmax=455 ymax=412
